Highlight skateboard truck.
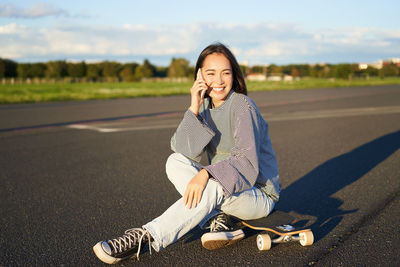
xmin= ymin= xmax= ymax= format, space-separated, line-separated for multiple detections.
xmin=256 ymin=226 xmax=314 ymax=250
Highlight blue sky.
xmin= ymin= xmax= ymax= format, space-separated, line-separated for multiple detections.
xmin=1 ymin=0 xmax=399 ymax=66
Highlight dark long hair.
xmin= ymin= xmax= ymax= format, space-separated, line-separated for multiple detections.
xmin=194 ymin=42 xmax=247 ymax=95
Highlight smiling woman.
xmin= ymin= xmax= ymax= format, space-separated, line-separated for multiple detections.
xmin=191 ymin=43 xmax=247 ymax=110
xmin=93 ymin=43 xmax=281 ymax=264
xmin=189 ymin=53 xmax=234 ymax=112
xmin=201 ymin=54 xmax=233 ymax=107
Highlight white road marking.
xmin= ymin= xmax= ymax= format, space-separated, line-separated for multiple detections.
xmin=263 ymin=106 xmax=400 ymax=122
xmin=67 ymin=124 xmax=176 ymax=132
xmin=67 ymin=106 xmax=400 ymax=133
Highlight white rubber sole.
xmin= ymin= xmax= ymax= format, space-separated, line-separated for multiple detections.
xmin=201 ymin=229 xmax=245 ymax=250
xmin=93 ymin=242 xmax=123 ymax=264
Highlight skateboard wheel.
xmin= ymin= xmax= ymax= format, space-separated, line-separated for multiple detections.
xmin=299 ymin=231 xmax=314 ymax=246
xmin=257 ymin=234 xmax=271 ymax=250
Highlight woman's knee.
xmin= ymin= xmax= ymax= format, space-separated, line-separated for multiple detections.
xmin=166 ymin=152 xmax=199 ymax=170
xmin=221 ymin=189 xmax=275 ymax=220
xmin=166 ymin=153 xmax=186 ymax=177
xmin=165 ymin=153 xmax=198 ymax=184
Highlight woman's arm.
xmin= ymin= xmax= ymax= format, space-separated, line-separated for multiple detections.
xmin=170 ymin=69 xmax=215 ymax=161
xmin=170 ymin=110 xmax=215 ymax=162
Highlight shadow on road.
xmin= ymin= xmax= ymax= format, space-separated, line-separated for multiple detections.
xmin=276 ymin=130 xmax=400 ymax=242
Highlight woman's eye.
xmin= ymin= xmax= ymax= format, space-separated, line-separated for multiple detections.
xmin=207 ymin=73 xmax=214 ymax=76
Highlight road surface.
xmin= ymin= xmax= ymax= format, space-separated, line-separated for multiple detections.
xmin=1 ymin=85 xmax=399 ymax=266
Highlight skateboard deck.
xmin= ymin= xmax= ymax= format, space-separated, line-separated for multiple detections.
xmin=240 ymin=210 xmax=314 ymax=250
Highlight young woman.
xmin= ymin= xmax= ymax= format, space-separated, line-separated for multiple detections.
xmin=93 ymin=43 xmax=280 ymax=264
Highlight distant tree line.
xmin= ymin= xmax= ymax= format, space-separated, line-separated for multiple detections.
xmin=249 ymin=63 xmax=400 ymax=79
xmin=0 ymin=57 xmax=399 ymax=82
xmin=0 ymin=57 xmax=195 ymax=82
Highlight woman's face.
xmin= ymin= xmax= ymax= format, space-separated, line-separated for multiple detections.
xmin=201 ymin=53 xmax=233 ymax=108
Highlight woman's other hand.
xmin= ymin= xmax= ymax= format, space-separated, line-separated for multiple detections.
xmin=183 ymin=169 xmax=209 ymax=209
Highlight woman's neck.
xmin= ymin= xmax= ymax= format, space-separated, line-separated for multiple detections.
xmin=212 ymin=99 xmax=224 ymax=108
xmin=211 ymin=90 xmax=233 ymax=108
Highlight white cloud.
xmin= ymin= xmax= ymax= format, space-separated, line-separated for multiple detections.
xmin=0 ymin=2 xmax=68 ymax=18
xmin=0 ymin=22 xmax=26 ymax=34
xmin=0 ymin=22 xmax=399 ymax=64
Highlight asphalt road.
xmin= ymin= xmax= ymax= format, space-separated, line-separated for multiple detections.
xmin=1 ymin=85 xmax=400 ymax=266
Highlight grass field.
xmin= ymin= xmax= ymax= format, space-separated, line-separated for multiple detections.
xmin=1 ymin=77 xmax=399 ymax=104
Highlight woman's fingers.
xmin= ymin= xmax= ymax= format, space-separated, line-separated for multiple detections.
xmin=195 ymin=68 xmax=206 ymax=97
xmin=191 ymin=80 xmax=205 ymax=93
xmin=183 ymin=186 xmax=201 ymax=209
xmin=190 ymin=68 xmax=209 ymax=114
xmin=187 ymin=192 xmax=193 ymax=209
xmin=183 ymin=187 xmax=189 ymax=206
xmin=194 ymin=189 xmax=201 ymax=207
xmin=194 ymin=80 xmax=206 ymax=89
xmin=184 ymin=170 xmax=209 ymax=209
xmin=184 ymin=186 xmax=193 ymax=209
xmin=190 ymin=82 xmax=207 ymax=106
xmin=193 ymin=190 xmax=199 ymax=208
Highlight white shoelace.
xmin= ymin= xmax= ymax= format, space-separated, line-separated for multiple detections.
xmin=108 ymin=228 xmax=152 ymax=260
xmin=210 ymin=214 xmax=230 ymax=232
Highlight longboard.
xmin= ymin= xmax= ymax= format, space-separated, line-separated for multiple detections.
xmin=240 ymin=210 xmax=314 ymax=250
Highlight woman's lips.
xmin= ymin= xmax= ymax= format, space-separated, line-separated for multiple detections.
xmin=212 ymin=87 xmax=224 ymax=92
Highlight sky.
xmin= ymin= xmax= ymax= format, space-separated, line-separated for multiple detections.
xmin=0 ymin=0 xmax=399 ymax=66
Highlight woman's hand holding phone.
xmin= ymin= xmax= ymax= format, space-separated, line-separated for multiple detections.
xmin=189 ymin=68 xmax=208 ymax=115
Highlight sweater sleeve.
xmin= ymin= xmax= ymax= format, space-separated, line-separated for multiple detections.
xmin=171 ymin=109 xmax=215 ymax=162
xmin=205 ymin=105 xmax=260 ymax=197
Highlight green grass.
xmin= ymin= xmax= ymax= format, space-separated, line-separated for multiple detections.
xmin=247 ymin=77 xmax=400 ymax=91
xmin=0 ymin=81 xmax=192 ymax=104
xmin=1 ymin=77 xmax=399 ymax=104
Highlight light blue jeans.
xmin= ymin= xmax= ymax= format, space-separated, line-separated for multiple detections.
xmin=143 ymin=153 xmax=275 ymax=252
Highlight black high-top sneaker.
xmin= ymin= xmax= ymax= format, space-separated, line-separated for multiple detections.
xmin=201 ymin=213 xmax=244 ymax=250
xmin=93 ymin=228 xmax=152 ymax=264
